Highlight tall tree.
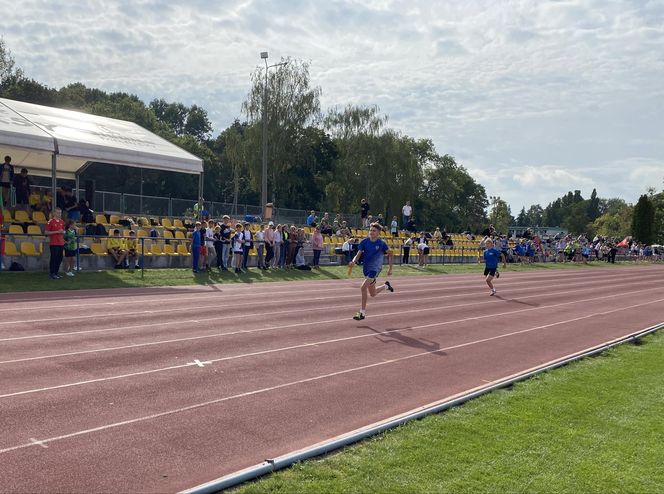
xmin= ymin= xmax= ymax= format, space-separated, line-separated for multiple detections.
xmin=631 ymin=194 xmax=655 ymax=244
xmin=242 ymin=58 xmax=322 ymax=207
xmin=488 ymin=196 xmax=513 ymax=234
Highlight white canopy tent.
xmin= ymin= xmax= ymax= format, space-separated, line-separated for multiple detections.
xmin=0 ymin=97 xmax=203 ymax=210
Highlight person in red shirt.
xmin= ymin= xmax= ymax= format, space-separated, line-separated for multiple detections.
xmin=45 ymin=207 xmax=65 ymax=279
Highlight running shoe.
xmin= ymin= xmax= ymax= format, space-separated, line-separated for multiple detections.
xmin=490 ymin=289 xmax=496 ymax=296
xmin=66 ymin=272 xmax=75 ymax=277
xmin=384 ymin=280 xmax=394 ymax=292
xmin=496 ymin=271 xmax=500 ymax=278
xmin=353 ymin=311 xmax=365 ymax=320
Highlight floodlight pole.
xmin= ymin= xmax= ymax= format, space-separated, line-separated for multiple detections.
xmin=260 ymin=52 xmax=288 ymax=218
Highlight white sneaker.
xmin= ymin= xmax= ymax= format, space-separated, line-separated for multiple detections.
xmin=66 ymin=272 xmax=75 ymax=277
xmin=490 ymin=289 xmax=496 ymax=296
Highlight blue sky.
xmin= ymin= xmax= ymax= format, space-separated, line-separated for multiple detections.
xmin=2 ymin=0 xmax=663 ymax=212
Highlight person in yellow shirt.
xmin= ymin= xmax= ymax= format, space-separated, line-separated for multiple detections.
xmin=107 ymin=229 xmax=127 ymax=268
xmin=29 ymin=190 xmax=42 ymax=211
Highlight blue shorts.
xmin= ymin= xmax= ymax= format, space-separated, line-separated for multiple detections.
xmin=363 ymin=268 xmax=381 ymax=281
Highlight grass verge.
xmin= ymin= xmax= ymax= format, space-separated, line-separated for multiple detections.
xmin=0 ymin=261 xmax=643 ymax=293
xmin=235 ymin=329 xmax=664 ymax=494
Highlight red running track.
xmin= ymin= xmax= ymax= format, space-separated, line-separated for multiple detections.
xmin=1 ymin=265 xmax=663 ymax=493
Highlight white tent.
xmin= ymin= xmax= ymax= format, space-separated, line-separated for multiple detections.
xmin=0 ymin=97 xmax=203 ymax=204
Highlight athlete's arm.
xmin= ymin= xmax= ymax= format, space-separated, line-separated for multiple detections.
xmin=349 ymin=249 xmax=363 ymax=266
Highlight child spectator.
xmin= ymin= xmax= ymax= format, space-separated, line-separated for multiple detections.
xmin=390 ymin=216 xmax=398 ymax=237
xmin=403 ymin=235 xmax=413 ymax=264
xmin=242 ymin=221 xmax=252 ymax=269
xmin=264 ymin=221 xmax=274 ymax=267
xmin=233 ymin=223 xmax=245 ymax=273
xmin=213 ymin=225 xmax=225 ymax=271
xmin=125 ymin=230 xmax=139 ymax=269
xmin=63 ymin=219 xmax=77 ymax=277
xmin=273 ymin=224 xmax=283 ymax=268
xmin=205 ymin=220 xmax=215 ymax=271
xmin=29 ymin=189 xmax=42 ymax=212
xmin=199 ymin=222 xmax=209 ymax=271
xmin=107 ymin=229 xmax=127 ymax=268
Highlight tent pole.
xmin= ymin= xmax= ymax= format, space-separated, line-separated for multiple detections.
xmin=198 ymin=172 xmax=204 ymax=221
xmin=51 ymin=154 xmax=57 ymax=210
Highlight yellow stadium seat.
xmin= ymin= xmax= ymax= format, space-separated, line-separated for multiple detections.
xmin=2 ymin=209 xmax=12 ymax=222
xmin=20 ymin=242 xmax=40 ymax=257
xmin=161 ymin=218 xmax=173 ymax=229
xmin=163 ymin=244 xmax=178 ymax=256
xmin=8 ymin=225 xmax=24 ymax=235
xmin=4 ymin=241 xmax=20 ymax=256
xmin=177 ymin=244 xmax=190 ymax=256
xmin=91 ymin=243 xmax=107 ymax=256
xmin=150 ymin=244 xmax=164 ymax=256
xmin=175 ymin=230 xmax=185 ymax=240
xmin=137 ymin=229 xmax=147 ymax=237
xmin=32 ymin=211 xmax=47 ymax=224
xmin=27 ymin=225 xmax=42 ymax=235
xmin=95 ymin=214 xmax=108 ymax=225
xmin=173 ymin=219 xmax=185 ymax=230
xmin=14 ymin=210 xmax=30 ymax=222
xmin=110 ymin=215 xmax=123 ymax=226
xmin=163 ymin=230 xmax=174 ymax=239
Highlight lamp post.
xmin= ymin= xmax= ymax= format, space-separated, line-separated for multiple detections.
xmin=260 ymin=51 xmax=288 ymax=217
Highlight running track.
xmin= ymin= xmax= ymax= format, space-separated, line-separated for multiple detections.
xmin=1 ymin=265 xmax=663 ymax=493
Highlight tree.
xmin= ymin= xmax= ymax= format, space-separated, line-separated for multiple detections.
xmin=516 ymin=207 xmax=528 ymax=227
xmin=562 ymin=202 xmax=590 ymax=235
xmin=587 ymin=188 xmax=601 ymax=221
xmin=242 ymin=58 xmax=322 ymax=207
xmin=591 ymin=202 xmax=633 ymax=239
xmin=0 ymin=38 xmax=23 ymax=86
xmin=488 ymin=196 xmax=513 ymax=234
xmin=631 ymin=194 xmax=655 ymax=244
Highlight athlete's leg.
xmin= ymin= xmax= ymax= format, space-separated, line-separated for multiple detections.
xmin=485 ymin=274 xmax=494 ymax=290
xmin=360 ymin=278 xmax=370 ymax=310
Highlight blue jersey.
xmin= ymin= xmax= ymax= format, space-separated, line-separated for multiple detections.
xmin=358 ymin=238 xmax=389 ymax=276
xmin=483 ymin=247 xmax=502 ymax=269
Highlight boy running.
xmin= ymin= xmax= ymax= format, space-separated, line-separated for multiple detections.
xmin=479 ymin=238 xmax=505 ymax=296
xmin=348 ymin=222 xmax=394 ymax=320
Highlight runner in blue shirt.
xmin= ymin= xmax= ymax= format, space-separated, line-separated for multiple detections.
xmin=479 ymin=238 xmax=505 ymax=296
xmin=348 ymin=222 xmax=394 ymax=320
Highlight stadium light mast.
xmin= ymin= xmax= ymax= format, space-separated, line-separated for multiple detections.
xmin=260 ymin=51 xmax=288 ymax=217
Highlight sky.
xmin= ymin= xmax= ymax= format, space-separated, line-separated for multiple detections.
xmin=2 ymin=0 xmax=663 ymax=212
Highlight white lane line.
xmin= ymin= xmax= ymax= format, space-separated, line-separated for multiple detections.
xmin=1 ymin=287 xmax=660 ymax=400
xmin=0 ymin=277 xmax=657 ymax=365
xmin=0 ymin=266 xmax=657 ymax=315
xmin=2 ymin=296 xmax=661 ymax=456
xmin=29 ymin=438 xmax=48 ymax=449
xmin=1 ymin=270 xmax=659 ymax=342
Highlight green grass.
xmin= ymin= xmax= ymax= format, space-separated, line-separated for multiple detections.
xmin=235 ymin=330 xmax=664 ymax=494
xmin=0 ymin=261 xmax=639 ymax=293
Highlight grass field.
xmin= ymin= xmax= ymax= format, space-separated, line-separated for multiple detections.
xmin=0 ymin=260 xmax=641 ymax=293
xmin=235 ymin=330 xmax=664 ymax=494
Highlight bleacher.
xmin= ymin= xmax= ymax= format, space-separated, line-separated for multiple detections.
xmin=1 ymin=205 xmax=489 ymax=271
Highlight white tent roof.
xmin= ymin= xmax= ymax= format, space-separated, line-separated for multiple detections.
xmin=0 ymin=97 xmax=203 ymax=179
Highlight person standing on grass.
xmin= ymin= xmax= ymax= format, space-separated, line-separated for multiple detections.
xmin=191 ymin=221 xmax=202 ymax=273
xmin=311 ymin=225 xmax=323 ymax=269
xmin=348 ymin=222 xmax=394 ymax=320
xmin=45 ymin=208 xmax=65 ymax=279
xmin=233 ymin=223 xmax=245 ymax=273
xmin=62 ymin=219 xmax=77 ymax=277
xmin=479 ymin=238 xmax=505 ymax=296
xmin=264 ymin=221 xmax=274 ymax=267
xmin=390 ymin=216 xmax=399 ymax=237
xmin=256 ymin=224 xmax=266 ymax=270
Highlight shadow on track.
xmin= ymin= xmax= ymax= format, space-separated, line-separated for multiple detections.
xmin=359 ymin=325 xmax=446 ymax=357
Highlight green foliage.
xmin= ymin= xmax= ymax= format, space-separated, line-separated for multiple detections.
xmin=631 ymin=194 xmax=656 ymax=244
xmin=488 ymin=196 xmax=513 ymax=234
xmin=591 ymin=202 xmax=633 ymax=238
